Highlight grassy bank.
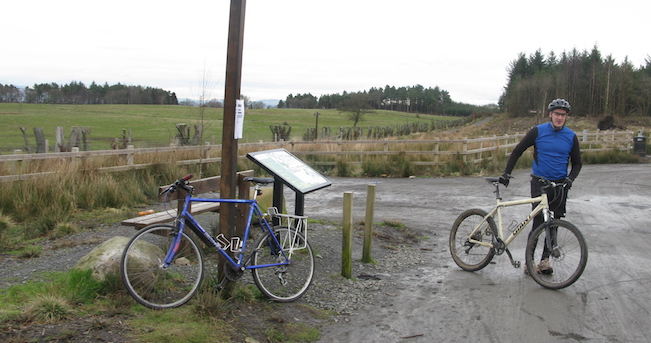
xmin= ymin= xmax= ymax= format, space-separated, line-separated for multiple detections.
xmin=0 ymin=269 xmax=322 ymax=342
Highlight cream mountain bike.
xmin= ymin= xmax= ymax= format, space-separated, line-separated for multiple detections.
xmin=449 ymin=175 xmax=588 ymax=289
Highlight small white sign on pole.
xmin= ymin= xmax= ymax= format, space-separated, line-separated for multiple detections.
xmin=234 ymin=99 xmax=245 ymax=139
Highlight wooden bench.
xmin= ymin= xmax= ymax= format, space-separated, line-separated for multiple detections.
xmin=121 ymin=170 xmax=254 ymax=229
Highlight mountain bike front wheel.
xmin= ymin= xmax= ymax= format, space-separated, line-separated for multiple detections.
xmin=525 ymin=219 xmax=588 ymax=289
xmin=251 ymin=226 xmax=315 ymax=302
xmin=121 ymin=224 xmax=204 ymax=309
xmin=450 ymin=208 xmax=497 ymax=271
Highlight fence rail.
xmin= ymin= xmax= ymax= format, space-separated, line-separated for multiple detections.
xmin=0 ymin=130 xmax=635 ymax=180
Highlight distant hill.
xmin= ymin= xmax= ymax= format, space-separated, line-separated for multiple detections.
xmin=178 ymin=98 xmax=280 ymax=108
xmin=258 ymin=99 xmax=280 ymax=108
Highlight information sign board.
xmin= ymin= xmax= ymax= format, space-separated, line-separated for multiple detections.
xmin=246 ymin=148 xmax=331 ymax=194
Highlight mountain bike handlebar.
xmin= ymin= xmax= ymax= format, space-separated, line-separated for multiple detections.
xmin=160 ymin=174 xmax=194 ymax=195
xmin=531 ymin=174 xmax=570 ymax=190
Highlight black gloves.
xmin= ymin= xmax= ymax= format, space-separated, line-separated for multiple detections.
xmin=498 ymin=173 xmax=511 ymax=187
xmin=564 ymin=177 xmax=573 ymax=189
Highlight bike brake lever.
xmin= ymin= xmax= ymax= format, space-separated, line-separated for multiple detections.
xmin=160 ymin=185 xmax=176 ymax=196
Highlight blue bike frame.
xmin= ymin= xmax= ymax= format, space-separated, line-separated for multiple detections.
xmin=162 ymin=194 xmax=289 ymax=271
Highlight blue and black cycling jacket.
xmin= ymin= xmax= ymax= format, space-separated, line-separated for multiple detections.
xmin=504 ymin=122 xmax=582 ymax=181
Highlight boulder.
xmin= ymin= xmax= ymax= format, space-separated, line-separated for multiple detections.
xmin=74 ymin=236 xmax=130 ymax=281
xmin=74 ymin=236 xmax=164 ymax=283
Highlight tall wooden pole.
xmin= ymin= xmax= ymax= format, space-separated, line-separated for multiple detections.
xmin=220 ymin=0 xmax=246 ymax=290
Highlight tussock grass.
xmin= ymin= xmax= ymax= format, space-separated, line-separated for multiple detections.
xmin=19 ymin=245 xmax=42 ymax=258
xmin=0 ymin=211 xmax=16 ymax=248
xmin=22 ymin=294 xmax=74 ymax=324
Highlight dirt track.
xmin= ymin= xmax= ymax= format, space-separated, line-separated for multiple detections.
xmin=302 ymin=164 xmax=651 ymax=343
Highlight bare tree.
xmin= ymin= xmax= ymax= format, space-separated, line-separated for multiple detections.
xmin=338 ymin=93 xmax=371 ymax=127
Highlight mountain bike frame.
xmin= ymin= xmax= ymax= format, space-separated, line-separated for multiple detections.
xmin=468 ymin=177 xmax=556 ymax=267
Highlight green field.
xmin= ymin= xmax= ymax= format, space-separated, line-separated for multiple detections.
xmin=0 ymin=103 xmax=455 ymax=153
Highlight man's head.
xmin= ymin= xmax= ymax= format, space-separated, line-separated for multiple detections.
xmin=548 ymin=98 xmax=571 ymax=129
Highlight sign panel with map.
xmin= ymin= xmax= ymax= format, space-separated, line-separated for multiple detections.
xmin=246 ymin=148 xmax=331 ymax=194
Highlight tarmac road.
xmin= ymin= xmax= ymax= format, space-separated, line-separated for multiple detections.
xmin=299 ymin=164 xmax=650 ymax=343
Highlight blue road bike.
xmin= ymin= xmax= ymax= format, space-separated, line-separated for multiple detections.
xmin=121 ymin=175 xmax=315 ymax=309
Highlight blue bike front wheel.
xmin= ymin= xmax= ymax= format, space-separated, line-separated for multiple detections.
xmin=121 ymin=224 xmax=204 ymax=309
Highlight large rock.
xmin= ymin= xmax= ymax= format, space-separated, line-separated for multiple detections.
xmin=74 ymin=235 xmax=172 ymax=284
xmin=74 ymin=235 xmax=163 ymax=283
xmin=74 ymin=236 xmax=131 ymax=281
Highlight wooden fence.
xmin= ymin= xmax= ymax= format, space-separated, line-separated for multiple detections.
xmin=0 ymin=130 xmax=635 ymax=181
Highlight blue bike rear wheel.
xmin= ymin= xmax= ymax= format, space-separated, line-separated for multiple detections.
xmin=251 ymin=226 xmax=314 ymax=302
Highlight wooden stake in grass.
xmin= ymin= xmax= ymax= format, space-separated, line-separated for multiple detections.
xmin=341 ymin=191 xmax=353 ymax=279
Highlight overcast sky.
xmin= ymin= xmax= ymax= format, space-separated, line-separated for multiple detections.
xmin=2 ymin=0 xmax=648 ymax=105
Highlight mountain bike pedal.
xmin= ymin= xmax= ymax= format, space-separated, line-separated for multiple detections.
xmin=504 ymin=248 xmax=521 ymax=268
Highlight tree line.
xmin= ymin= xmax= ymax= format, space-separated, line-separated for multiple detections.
xmin=501 ymin=46 xmax=651 ymax=117
xmin=278 ymin=85 xmax=493 ymax=117
xmin=0 ymin=81 xmax=178 ymax=105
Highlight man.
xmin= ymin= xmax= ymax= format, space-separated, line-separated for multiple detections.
xmin=499 ymin=98 xmax=582 ymax=274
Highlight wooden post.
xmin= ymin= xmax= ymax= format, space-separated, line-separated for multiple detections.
xmin=341 ymin=191 xmax=353 ymax=279
xmin=34 ymin=127 xmax=45 ymax=153
xmin=362 ymin=184 xmax=376 ymax=263
xmin=12 ymin=149 xmax=22 ymax=174
xmin=219 ymin=0 xmax=246 ymax=293
xmin=19 ymin=127 xmax=31 ymax=153
xmin=478 ymin=136 xmax=483 ymax=162
xmin=126 ymin=145 xmax=135 ymax=166
xmin=462 ymin=137 xmax=468 ymax=163
xmin=56 ymin=127 xmax=64 ymax=152
xmin=71 ymin=147 xmax=80 ymax=166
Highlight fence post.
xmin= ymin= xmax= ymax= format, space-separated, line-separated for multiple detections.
xmin=463 ymin=137 xmax=468 ymax=163
xmin=479 ymin=136 xmax=484 ymax=161
xmin=12 ymin=150 xmax=22 ymax=174
xmin=204 ymin=142 xmax=211 ymax=160
xmin=341 ymin=191 xmax=353 ymax=279
xmin=71 ymin=147 xmax=80 ymax=166
xmin=362 ymin=184 xmax=376 ymax=263
xmin=493 ymin=134 xmax=497 ymax=159
xmin=55 ymin=127 xmax=64 ymax=152
xmin=434 ymin=138 xmax=440 ymax=164
xmin=126 ymin=145 xmax=135 ymax=166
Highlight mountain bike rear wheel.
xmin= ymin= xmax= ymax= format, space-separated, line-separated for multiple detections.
xmin=450 ymin=208 xmax=497 ymax=271
xmin=525 ymin=219 xmax=587 ymax=289
xmin=251 ymin=226 xmax=314 ymax=302
xmin=121 ymin=224 xmax=204 ymax=309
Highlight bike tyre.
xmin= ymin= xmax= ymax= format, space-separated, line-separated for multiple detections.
xmin=121 ymin=224 xmax=204 ymax=309
xmin=450 ymin=208 xmax=496 ymax=271
xmin=525 ymin=219 xmax=588 ymax=290
xmin=251 ymin=226 xmax=315 ymax=302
